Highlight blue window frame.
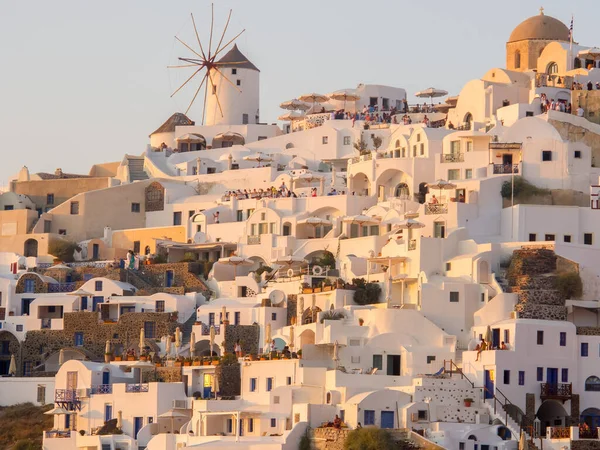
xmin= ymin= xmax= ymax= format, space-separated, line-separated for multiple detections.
xmin=364 ymin=410 xmax=375 ymax=425
xmin=518 ymin=371 xmax=525 ymax=386
xmin=582 ymin=342 xmax=589 ymax=357
xmin=143 ymin=321 xmax=156 ymax=339
xmin=270 ymin=418 xmax=276 ymax=428
xmin=248 ymin=418 xmax=254 ymax=432
xmin=250 ymin=378 xmax=257 ymax=392
xmin=537 ymin=367 xmax=543 ymax=381
xmin=562 ymin=368 xmax=569 ymax=383
xmin=95 ymin=281 xmax=103 ymax=291
xmin=105 ymin=404 xmax=112 ymax=422
xmin=226 ymin=418 xmax=233 ymax=433
xmin=559 ymin=332 xmax=566 ymax=346
xmin=24 ymin=279 xmax=35 ymax=293
xmin=266 ymin=377 xmax=273 ymax=392
xmin=74 ymin=332 xmax=84 ymax=347
xmin=271 ymin=312 xmax=277 ymax=321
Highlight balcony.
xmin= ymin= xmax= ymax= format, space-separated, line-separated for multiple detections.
xmin=48 ymin=282 xmax=77 ymax=293
xmin=535 ymin=73 xmax=573 ymax=89
xmin=492 ymin=164 xmax=519 ymax=174
xmin=408 ymin=239 xmax=417 ymax=251
xmin=247 ymin=235 xmax=261 ymax=245
xmin=441 ymin=153 xmax=464 ymax=163
xmin=91 ymin=384 xmax=112 ymax=394
xmin=126 ymin=383 xmax=149 ymax=393
xmin=425 ymin=203 xmax=448 ymax=215
xmin=200 ymin=324 xmax=221 ymax=335
xmin=45 ymin=430 xmax=71 ymax=439
xmin=540 ymin=383 xmax=572 ymax=402
xmin=54 ymin=389 xmax=82 ymax=410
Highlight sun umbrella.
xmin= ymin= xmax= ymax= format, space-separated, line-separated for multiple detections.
xmin=265 ymin=323 xmax=272 ymax=346
xmin=328 ymin=89 xmax=360 ymax=110
xmin=333 ymin=341 xmax=340 ymax=362
xmin=175 ymin=327 xmax=181 ymax=356
xmin=158 ymin=409 xmax=188 ymax=433
xmin=58 ymin=349 xmax=65 ymax=366
xmin=129 ymin=360 xmax=154 ymax=382
xmin=280 ymin=99 xmax=310 ymax=111
xmin=579 ymin=47 xmax=600 ymax=59
xmin=212 ymin=373 xmax=219 ymax=399
xmin=218 ymin=256 xmax=254 ymax=277
xmin=139 ymin=328 xmax=145 ymax=355
xmin=243 ymin=152 xmax=274 ymax=167
xmin=189 ymin=332 xmax=196 ymax=358
xmin=395 ymin=219 xmax=426 ymax=230
xmin=427 ymin=179 xmax=456 ymax=203
xmin=311 ymin=294 xmax=317 ymax=322
xmin=415 ymin=87 xmax=449 ymax=105
xmin=289 ymin=325 xmax=295 ymax=350
xmin=209 ymin=325 xmax=216 ymax=357
xmin=299 ymin=93 xmax=329 ymax=104
xmin=165 ymin=335 xmax=171 ymax=356
xmin=343 ymin=214 xmax=380 ymax=226
xmin=278 ymin=111 xmax=305 ymax=121
xmin=297 ymin=217 xmax=332 ymax=238
xmin=9 ymin=354 xmax=16 ymax=376
xmin=293 ymin=172 xmax=322 ymax=183
xmin=485 ymin=325 xmax=492 ymax=345
xmin=117 ymin=410 xmax=123 ymax=429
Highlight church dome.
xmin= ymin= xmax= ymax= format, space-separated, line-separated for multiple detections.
xmin=508 ymin=10 xmax=569 ymax=43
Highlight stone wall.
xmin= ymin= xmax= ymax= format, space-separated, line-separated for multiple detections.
xmin=549 ymin=117 xmax=600 ymax=167
xmin=577 ymin=327 xmax=600 ymax=336
xmin=571 ymin=394 xmax=580 ymax=426
xmin=216 ymin=363 xmax=240 ymax=398
xmin=223 ymin=324 xmax=259 ymax=355
xmin=572 ymin=440 xmax=600 ymax=450
xmin=0 ymin=331 xmax=22 ymax=376
xmin=16 ymin=273 xmax=48 ymax=294
xmin=144 ymin=367 xmax=182 ymax=383
xmin=287 ymin=295 xmax=297 ymax=326
xmin=313 ymin=428 xmax=351 ymax=450
xmin=514 ymin=303 xmax=567 ymax=321
xmin=137 ymin=262 xmax=208 ymax=293
xmin=526 ymin=393 xmax=536 ymax=424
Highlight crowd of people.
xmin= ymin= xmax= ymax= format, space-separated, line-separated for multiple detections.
xmin=572 ymin=80 xmax=600 ymax=91
xmin=540 ymin=93 xmax=572 ymax=114
xmin=475 ymin=337 xmax=508 ymax=361
xmin=221 ymin=183 xmax=350 ymax=203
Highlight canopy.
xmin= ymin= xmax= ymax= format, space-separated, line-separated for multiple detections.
xmin=415 ymin=87 xmax=448 ymax=99
xmin=395 ymin=218 xmax=425 ymax=230
xmin=128 ymin=361 xmax=155 ymax=370
xmin=343 ymin=214 xmax=380 ymax=225
xmin=293 ymin=172 xmax=322 ymax=182
xmin=298 ymin=93 xmax=329 ymax=104
xmin=579 ymin=47 xmax=600 ymax=59
xmin=176 ymin=133 xmax=206 ymax=143
xmin=67 ymin=288 xmax=93 ymax=297
xmin=45 ymin=407 xmax=73 ymax=416
xmin=328 ymin=89 xmax=360 ymax=102
xmin=280 ymin=99 xmax=310 ymax=111
xmin=243 ymin=152 xmax=273 ymax=163
xmin=278 ymin=111 xmax=305 ymax=121
xmin=297 ymin=217 xmax=332 ymax=226
xmin=427 ymin=179 xmax=456 ymax=190
xmin=139 ymin=328 xmax=145 ymax=354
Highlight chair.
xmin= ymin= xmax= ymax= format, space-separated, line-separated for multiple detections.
xmin=370 ymin=368 xmax=378 ymax=375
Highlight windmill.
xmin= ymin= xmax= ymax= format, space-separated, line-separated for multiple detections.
xmin=169 ymin=4 xmax=245 ymax=124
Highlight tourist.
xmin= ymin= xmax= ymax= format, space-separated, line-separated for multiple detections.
xmin=213 ymin=211 xmax=220 ymax=224
xmin=588 ymin=81 xmax=593 ymax=91
xmin=500 ymin=341 xmax=507 ymax=350
xmin=475 ymin=338 xmax=487 ymax=361
xmin=333 ymin=415 xmax=342 ymax=429
xmin=423 ymin=115 xmax=430 ymax=127
xmin=128 ymin=250 xmax=136 ymax=270
xmin=235 ymin=340 xmax=242 ymax=358
xmin=566 ymin=103 xmax=572 ymax=114
xmin=577 ymin=105 xmax=585 ymax=117
xmin=458 ymin=192 xmax=465 ymax=203
xmin=430 ymin=195 xmax=439 ymax=204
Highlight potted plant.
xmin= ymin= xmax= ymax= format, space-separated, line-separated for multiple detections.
xmin=464 ymin=398 xmax=473 ymax=407
xmin=174 ymin=358 xmax=183 ymax=367
xmin=260 ymin=354 xmax=268 ymax=361
xmin=192 ymin=357 xmax=201 ymax=366
xmin=323 ymin=278 xmax=333 ymax=291
xmin=193 ymin=391 xmax=202 ymax=400
xmin=155 ymin=361 xmax=162 ymax=368
xmin=202 ymin=356 xmax=211 ymax=366
xmin=126 ymin=350 xmax=136 ymax=361
xmin=250 ymin=354 xmax=258 ymax=361
xmin=212 ymin=356 xmax=220 ymax=365
xmin=301 ymin=282 xmax=312 ymax=294
xmin=140 ymin=352 xmax=148 ymax=362
xmin=297 ymin=349 xmax=302 ymax=359
xmin=358 ymin=318 xmax=364 ymax=326
xmin=114 ymin=355 xmax=123 ymax=362
xmin=183 ymin=358 xmax=192 ymax=367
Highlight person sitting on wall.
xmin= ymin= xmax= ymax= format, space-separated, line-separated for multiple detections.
xmin=333 ymin=415 xmax=342 ymax=429
xmin=475 ymin=338 xmax=487 ymax=361
xmin=213 ymin=211 xmax=220 ymax=224
xmin=500 ymin=341 xmax=507 ymax=350
xmin=430 ymin=195 xmax=439 ymax=204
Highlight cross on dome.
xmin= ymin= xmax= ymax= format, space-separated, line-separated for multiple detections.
xmin=539 ymin=6 xmax=544 ymax=15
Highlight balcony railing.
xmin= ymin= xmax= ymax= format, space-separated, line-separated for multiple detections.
xmin=91 ymin=384 xmax=112 ymax=395
xmin=126 ymin=383 xmax=149 ymax=393
xmin=535 ymin=73 xmax=573 ymax=89
xmin=41 ymin=318 xmax=52 ymax=329
xmin=45 ymin=430 xmax=71 ymax=439
xmin=492 ymin=164 xmax=519 ymax=174
xmin=200 ymin=324 xmax=220 ymax=336
xmin=549 ymin=427 xmax=570 ymax=439
xmin=55 ymin=389 xmax=79 ymax=402
xmin=247 ymin=235 xmax=261 ymax=245
xmin=441 ymin=153 xmax=464 ymax=163
xmin=425 ymin=203 xmax=448 ymax=215
xmin=48 ymin=282 xmax=77 ymax=293
xmin=408 ymin=239 xmax=417 ymax=251
xmin=540 ymin=383 xmax=572 ymax=401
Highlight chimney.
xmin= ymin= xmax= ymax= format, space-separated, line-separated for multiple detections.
xmin=55 ymin=168 xmax=63 ymax=177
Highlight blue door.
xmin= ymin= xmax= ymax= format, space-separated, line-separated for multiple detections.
xmin=80 ymin=296 xmax=88 ymax=311
xmin=65 ymin=413 xmax=70 ymax=429
xmin=547 ymin=368 xmax=558 ymax=385
xmin=166 ymin=270 xmax=174 ymax=288
xmin=492 ymin=329 xmax=500 ymax=349
xmin=102 ymin=371 xmax=110 ymax=385
xmin=485 ymin=370 xmax=495 ymax=399
xmin=105 ymin=404 xmax=112 ymax=422
xmin=22 ymin=298 xmax=33 ymax=315
xmin=92 ymin=296 xmax=104 ymax=311
xmin=93 ymin=244 xmax=99 ymax=260
xmin=134 ymin=417 xmax=143 ymax=438
xmin=381 ymin=411 xmax=394 ymax=429
xmin=203 ymin=386 xmax=212 ymax=398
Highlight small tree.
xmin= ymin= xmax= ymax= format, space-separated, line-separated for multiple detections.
xmin=353 ymin=137 xmax=369 ymax=155
xmin=372 ymin=136 xmax=383 ymax=151
xmin=344 ymin=428 xmax=395 ymax=450
xmin=555 ymin=272 xmax=583 ymax=299
xmin=48 ymin=239 xmax=81 ymax=263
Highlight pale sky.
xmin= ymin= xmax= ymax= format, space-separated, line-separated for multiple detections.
xmin=1 ymin=0 xmax=597 ymax=184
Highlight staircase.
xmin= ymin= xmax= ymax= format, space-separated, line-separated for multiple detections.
xmin=181 ymin=310 xmax=197 ymax=345
xmin=121 ymin=269 xmax=153 ymax=292
xmin=126 ymin=156 xmax=149 ymax=181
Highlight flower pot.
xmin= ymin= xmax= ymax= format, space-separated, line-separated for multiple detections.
xmin=127 ymin=356 xmax=135 ymax=361
xmin=203 ymin=361 xmax=210 ymax=366
xmin=114 ymin=356 xmax=122 ymax=361
xmin=155 ymin=363 xmax=162 ymax=368
xmin=184 ymin=362 xmax=191 ymax=367
xmin=464 ymin=400 xmax=472 ymax=407
xmin=140 ymin=356 xmax=148 ymax=362
xmin=104 ymin=355 xmax=112 ymax=363
xmin=192 ymin=361 xmax=201 ymax=366
xmin=174 ymin=362 xmax=182 ymax=367
xmin=302 ymin=288 xmax=313 ymax=294
xmin=260 ymin=357 xmax=267 ymax=361
xmin=212 ymin=360 xmax=220 ymax=365
xmin=313 ymin=288 xmax=322 ymax=293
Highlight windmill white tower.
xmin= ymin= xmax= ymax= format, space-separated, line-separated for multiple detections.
xmin=205 ymin=44 xmax=260 ymax=126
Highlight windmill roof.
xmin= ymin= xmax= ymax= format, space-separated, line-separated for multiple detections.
xmin=150 ymin=113 xmax=195 ymax=137
xmin=217 ymin=44 xmax=259 ymax=72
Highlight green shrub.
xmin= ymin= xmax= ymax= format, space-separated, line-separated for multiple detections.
xmin=298 ymin=430 xmax=311 ymax=450
xmin=555 ymin=272 xmax=583 ymax=299
xmin=220 ymin=353 xmax=239 ymax=366
xmin=344 ymin=428 xmax=395 ymax=450
xmin=317 ymin=251 xmax=336 ymax=269
xmin=352 ymin=278 xmax=382 ymax=305
xmin=500 ymin=177 xmax=550 ymax=200
xmin=48 ymin=239 xmax=81 ymax=263
xmin=320 ymin=310 xmax=345 ymax=323
xmin=256 ymin=265 xmax=273 ymax=277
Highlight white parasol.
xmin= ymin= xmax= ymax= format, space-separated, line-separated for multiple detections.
xmin=278 ymin=111 xmax=305 ymax=121
xmin=280 ymin=99 xmax=310 ymax=111
xmin=158 ymin=408 xmax=188 ymax=433
xmin=395 ymin=218 xmax=426 ymax=230
xmin=175 ymin=327 xmax=181 ymax=356
xmin=58 ymin=349 xmax=65 ymax=366
xmin=415 ymin=87 xmax=449 ymax=105
xmin=165 ymin=335 xmax=171 ymax=356
xmin=427 ymin=179 xmax=456 ymax=202
xmin=299 ymin=93 xmax=329 ymax=105
xmin=343 ymin=214 xmax=380 ymax=226
xmin=105 ymin=340 xmax=111 ymax=355
xmin=9 ymin=354 xmax=16 ymax=375
xmin=289 ymin=325 xmax=295 ymax=350
xmin=117 ymin=410 xmax=123 ymax=429
xmin=265 ymin=323 xmax=272 ymax=346
xmin=333 ymin=340 xmax=340 ymax=362
xmin=243 ymin=152 xmax=274 ymax=167
xmin=189 ymin=332 xmax=196 ymax=358
xmin=209 ymin=325 xmax=216 ymax=357
xmin=218 ymin=256 xmax=254 ymax=277
xmin=328 ymin=89 xmax=360 ymax=110
xmin=139 ymin=328 xmax=145 ymax=355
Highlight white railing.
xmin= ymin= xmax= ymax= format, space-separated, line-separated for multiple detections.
xmin=425 ymin=204 xmax=448 ymax=215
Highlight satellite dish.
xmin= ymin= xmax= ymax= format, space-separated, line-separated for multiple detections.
xmin=269 ymin=290 xmax=286 ymax=306
xmin=193 ymin=232 xmax=207 ymax=244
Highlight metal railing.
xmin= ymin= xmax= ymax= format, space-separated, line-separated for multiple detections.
xmin=91 ymin=384 xmax=112 ymax=394
xmin=492 ymin=164 xmax=519 ymax=174
xmin=200 ymin=324 xmax=221 ymax=336
xmin=126 ymin=383 xmax=149 ymax=393
xmin=55 ymin=389 xmax=79 ymax=402
xmin=441 ymin=153 xmax=464 ymax=163
xmin=535 ymin=73 xmax=573 ymax=89
xmin=247 ymin=235 xmax=261 ymax=245
xmin=540 ymin=382 xmax=572 ymax=400
xmin=549 ymin=427 xmax=570 ymax=439
xmin=408 ymin=239 xmax=417 ymax=251
xmin=425 ymin=203 xmax=448 ymax=215
xmin=48 ymin=282 xmax=77 ymax=293
xmin=45 ymin=430 xmax=71 ymax=439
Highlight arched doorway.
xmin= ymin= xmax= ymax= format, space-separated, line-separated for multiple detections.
xmin=298 ymin=329 xmax=315 ymax=348
xmin=302 ymin=307 xmax=322 ymax=325
xmin=463 ymin=113 xmax=473 ymax=130
xmin=581 ymin=408 xmax=600 ymax=431
xmin=478 ymin=260 xmax=490 ymax=284
xmin=394 ymin=183 xmax=410 ymax=199
xmin=194 ymin=340 xmax=220 ymax=357
xmin=536 ymin=400 xmax=569 ymax=436
xmin=24 ymin=239 xmax=38 ymax=257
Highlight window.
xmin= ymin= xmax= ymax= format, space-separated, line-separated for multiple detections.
xmin=503 ymin=370 xmax=510 ymax=385
xmin=209 ymin=313 xmax=215 ymax=326
xmin=236 ymin=79 xmax=241 ymax=86
xmin=564 ymin=235 xmax=572 ymax=243
xmin=544 ymin=234 xmax=555 ymax=241
xmin=448 ymin=169 xmax=460 ymax=181
xmin=343 ymin=136 xmax=351 ymax=145
xmin=3 ymin=205 xmax=13 ymax=211
xmin=242 ymin=113 xmax=249 ymax=124
xmin=48 ymin=306 xmax=56 ymax=313
xmin=561 ymin=368 xmax=569 ymax=383
xmin=322 ymin=136 xmax=328 ymax=144
xmin=466 ymin=141 xmax=473 ymax=152
xmin=373 ymin=354 xmax=383 ymax=370
xmin=504 ymin=329 xmax=510 ymax=344
xmin=155 ymin=300 xmax=165 ymax=313
xmin=95 ymin=281 xmax=103 ymax=291
xmin=58 ymin=229 xmax=67 ymax=235
xmin=449 ymin=292 xmax=459 ymax=302
xmin=575 ymin=150 xmax=582 ymax=159
xmin=47 ymin=194 xmax=54 ymax=205
xmin=16 ymin=325 xmax=23 ymax=332
xmin=537 ymin=330 xmax=544 ymax=345
xmin=144 ymin=321 xmax=156 ymax=339
xmin=227 ymin=418 xmax=233 ymax=433
xmin=420 ymin=143 xmax=424 ymax=156
xmin=450 ymin=141 xmax=460 ymax=154
xmin=559 ymin=332 xmax=566 ymax=346
xmin=514 ymin=50 xmax=521 ymax=69
xmin=273 ymin=395 xmax=280 ymax=404
xmin=585 ymin=376 xmax=600 ymax=391
xmin=465 ymin=169 xmax=473 ymax=179
xmin=257 ymin=136 xmax=267 ymax=141
xmin=232 ymin=68 xmax=237 ymax=75
xmin=351 ymin=356 xmax=361 ymax=363
xmin=250 ymin=378 xmax=257 ymax=392
xmin=133 ymin=241 xmax=140 ymax=254
xmin=446 ymin=262 xmax=452 ymax=271
xmin=427 ymin=356 xmax=436 ymax=364
xmin=24 ymin=279 xmax=35 ymax=293
xmin=131 ymin=203 xmax=140 ymax=213
xmin=173 ymin=211 xmax=182 ymax=226
xmin=248 ymin=418 xmax=254 ymax=432
xmin=364 ymin=410 xmax=375 ymax=426
xmin=270 ymin=418 xmax=276 ymax=428
xmin=529 ymin=233 xmax=537 ymax=242
xmin=537 ymin=367 xmax=543 ymax=381
xmin=266 ymin=377 xmax=273 ymax=392
xmin=286 ymin=376 xmax=292 ymax=385
xmin=70 ymin=201 xmax=79 ymax=215
xmin=236 ymin=210 xmax=243 ymax=222
xmin=271 ymin=312 xmax=277 ymax=321
xmin=584 ymin=233 xmax=593 ymax=245
xmin=234 ymin=311 xmax=240 ymax=325
xmin=518 ymin=371 xmax=525 ymax=385
xmin=44 ymin=220 xmax=51 ymax=233
xmin=74 ymin=332 xmax=84 ymax=347
xmin=481 ymin=293 xmax=485 ymax=302
xmin=542 ymin=150 xmax=552 ymax=161
xmin=459 ymin=443 xmax=465 ymax=450
xmin=582 ymin=342 xmax=589 ymax=357
xmin=188 ymin=210 xmax=195 ymax=218
xmin=37 ymin=385 xmax=46 ymax=404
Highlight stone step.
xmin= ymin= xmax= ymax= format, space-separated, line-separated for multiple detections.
xmin=515 ymin=303 xmax=567 ymax=321
xmin=517 ymin=289 xmax=564 ymax=306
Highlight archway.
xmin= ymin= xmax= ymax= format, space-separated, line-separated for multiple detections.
xmin=463 ymin=113 xmax=473 ymax=131
xmin=351 ymin=172 xmax=370 ymax=196
xmin=478 ymin=260 xmax=490 ymax=284
xmin=581 ymin=408 xmax=600 ymax=431
xmin=394 ymin=183 xmax=410 ymax=199
xmin=194 ymin=340 xmax=220 ymax=357
xmin=0 ymin=331 xmax=20 ymax=376
xmin=546 ymin=62 xmax=559 ymax=75
xmin=585 ymin=375 xmax=600 ymax=391
xmin=536 ymin=400 xmax=569 ymax=436
xmin=24 ymin=239 xmax=38 ymax=257
xmin=376 ymin=169 xmax=410 ymax=202
xmin=302 ymin=307 xmax=322 ymax=325
xmin=298 ymin=329 xmax=315 ymax=347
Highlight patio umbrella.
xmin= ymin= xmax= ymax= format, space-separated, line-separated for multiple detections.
xmin=395 ymin=219 xmax=426 ymax=230
xmin=485 ymin=326 xmax=492 ymax=345
xmin=105 ymin=340 xmax=111 ymax=355
xmin=311 ymin=294 xmax=317 ymax=322
xmin=45 ymin=407 xmax=73 ymax=430
xmin=8 ymin=354 xmax=16 ymax=376
xmin=128 ymin=360 xmax=155 ymax=382
xmin=209 ymin=325 xmax=216 ymax=357
xmin=117 ymin=410 xmax=122 ymax=429
xmin=293 ymin=172 xmax=322 ymax=183
xmin=278 ymin=111 xmax=305 ymax=121
xmin=243 ymin=152 xmax=273 ymax=167
xmin=175 ymin=327 xmax=181 ymax=356
xmin=280 ymin=99 xmax=310 ymax=111
xmin=139 ymin=328 xmax=145 ymax=355
xmin=158 ymin=409 xmax=188 ymax=433
xmin=343 ymin=215 xmax=381 ymax=232
xmin=212 ymin=373 xmax=219 ymax=399
xmin=218 ymin=256 xmax=254 ymax=277
xmin=189 ymin=332 xmax=196 ymax=358
xmin=297 ymin=217 xmax=332 ymax=238
xmin=289 ymin=325 xmax=295 ymax=350
xmin=299 ymin=93 xmax=329 ymax=111
xmin=265 ymin=323 xmax=272 ymax=346
xmin=165 ymin=335 xmax=171 ymax=356
xmin=298 ymin=296 xmax=304 ymax=322
xmin=381 ymin=216 xmax=403 ymax=227
xmin=328 ymin=89 xmax=360 ymax=110
xmin=579 ymin=47 xmax=600 ymax=59
xmin=415 ymin=87 xmax=449 ymax=105
xmin=427 ymin=179 xmax=456 ymax=202
xmin=58 ymin=349 xmax=65 ymax=366
xmin=333 ymin=341 xmax=340 ymax=362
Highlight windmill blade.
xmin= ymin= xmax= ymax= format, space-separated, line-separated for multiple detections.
xmin=185 ymin=72 xmax=209 ymax=115
xmin=167 ymin=64 xmax=200 ymax=69
xmin=170 ymin=68 xmax=202 ymax=98
xmin=213 ymin=9 xmax=232 ymax=56
xmin=175 ymin=36 xmax=204 ymax=60
xmin=190 ymin=13 xmax=207 ymax=60
xmin=208 ymin=3 xmax=215 ymax=58
xmin=212 ymin=29 xmax=245 ymax=59
xmin=178 ymin=57 xmax=204 ymax=65
xmin=208 ymin=71 xmax=224 ymax=118
xmin=202 ymin=78 xmax=209 ymax=125
xmin=213 ymin=66 xmax=241 ymax=93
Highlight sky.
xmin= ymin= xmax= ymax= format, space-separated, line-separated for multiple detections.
xmin=1 ymin=0 xmax=598 ymax=184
